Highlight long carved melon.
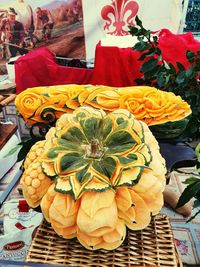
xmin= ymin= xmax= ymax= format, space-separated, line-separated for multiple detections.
xmin=15 ymin=85 xmax=191 ymax=138
xmin=21 ymin=107 xmax=166 ymax=250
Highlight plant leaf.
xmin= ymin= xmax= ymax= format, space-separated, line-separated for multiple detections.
xmin=4 ymin=144 xmax=21 ymax=158
xmin=176 ymin=62 xmax=185 ymax=71
xmin=183 ymin=176 xmax=199 ymax=185
xmin=186 ymin=50 xmax=195 ymax=63
xmin=133 ymin=42 xmax=151 ymax=52
xmin=135 ymin=15 xmax=143 ymax=27
xmin=176 ymin=180 xmax=200 ymax=208
xmin=193 ymin=199 xmax=200 ymax=209
xmin=175 ymin=71 xmax=186 ymax=85
xmin=140 ymin=58 xmax=158 ymax=72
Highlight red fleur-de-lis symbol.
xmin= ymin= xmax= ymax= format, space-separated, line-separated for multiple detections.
xmin=101 ymin=0 xmax=139 ymax=36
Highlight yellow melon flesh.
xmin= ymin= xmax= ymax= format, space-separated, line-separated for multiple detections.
xmin=137 ymin=192 xmax=164 ymax=215
xmin=48 ymin=194 xmax=79 ymax=228
xmin=77 ymin=201 xmax=118 ymax=234
xmin=80 ymin=190 xmax=115 ymax=218
xmin=40 ymin=184 xmax=57 ymax=222
xmin=126 ymin=189 xmax=151 ymax=230
xmin=51 ymin=221 xmax=77 ymax=239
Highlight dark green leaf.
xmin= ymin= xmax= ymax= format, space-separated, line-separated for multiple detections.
xmin=187 ymin=209 xmax=200 ymax=223
xmin=102 ymin=117 xmax=113 ymax=140
xmin=153 ymin=36 xmax=158 ymax=43
xmin=135 ymin=16 xmax=143 ymax=27
xmin=105 ymin=130 xmax=135 ymax=154
xmin=186 ymin=50 xmax=195 ymax=63
xmin=17 ymin=138 xmax=40 ymax=162
xmin=140 ymin=59 xmax=158 ymax=72
xmin=82 ymin=117 xmax=103 ymax=141
xmin=157 ymin=73 xmax=170 ymax=87
xmin=176 ymin=180 xmax=200 ymax=208
xmin=128 ymin=26 xmax=138 ymax=36
xmin=168 ymin=63 xmax=176 ymax=74
xmin=134 ymin=78 xmax=145 ymax=84
xmin=193 ymin=199 xmax=200 ymax=208
xmin=183 ymin=176 xmax=199 ymax=185
xmin=186 ymin=66 xmax=196 ymax=79
xmin=196 ymin=58 xmax=200 ymax=68
xmin=138 ymin=49 xmax=156 ymax=61
xmin=144 ymin=65 xmax=160 ymax=79
xmin=175 ymin=71 xmax=187 ymax=85
xmin=133 ymin=42 xmax=151 ymax=52
xmin=176 ymin=62 xmax=185 ymax=71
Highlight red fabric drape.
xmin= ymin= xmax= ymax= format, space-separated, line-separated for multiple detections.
xmin=91 ymin=29 xmax=200 ymax=87
xmin=15 ymin=30 xmax=200 ymax=93
xmin=15 ymin=47 xmax=93 ymax=94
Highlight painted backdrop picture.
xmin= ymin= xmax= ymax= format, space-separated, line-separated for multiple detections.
xmin=0 ymin=0 xmax=85 ymax=63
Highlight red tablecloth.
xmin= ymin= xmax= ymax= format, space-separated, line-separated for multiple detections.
xmin=15 ymin=30 xmax=200 ymax=93
xmin=91 ymin=29 xmax=200 ymax=87
xmin=15 ymin=48 xmax=93 ymax=94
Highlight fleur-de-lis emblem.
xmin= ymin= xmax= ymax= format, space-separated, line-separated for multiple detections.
xmin=101 ymin=0 xmax=139 ymax=36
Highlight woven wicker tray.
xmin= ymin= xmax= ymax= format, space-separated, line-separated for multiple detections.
xmin=25 ymin=214 xmax=182 ymax=267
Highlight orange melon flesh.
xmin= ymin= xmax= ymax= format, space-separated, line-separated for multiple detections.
xmin=137 ymin=192 xmax=164 ymax=215
xmin=77 ymin=227 xmax=102 ymax=248
xmin=48 ymin=193 xmax=79 ymax=229
xmin=40 ymin=184 xmax=57 ymax=222
xmin=77 ymin=219 xmax=126 ymax=251
xmin=132 ymin=170 xmax=158 ymax=193
xmin=80 ymin=190 xmax=115 ymax=218
xmin=51 ymin=221 xmax=77 ymax=239
xmin=77 ymin=200 xmax=118 ymax=233
xmin=126 ymin=189 xmax=151 ymax=231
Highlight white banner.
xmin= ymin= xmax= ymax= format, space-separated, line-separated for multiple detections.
xmin=83 ymin=0 xmax=183 ymax=61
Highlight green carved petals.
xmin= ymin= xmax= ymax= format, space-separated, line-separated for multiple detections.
xmin=41 ymin=161 xmax=57 ymax=179
xmin=80 ymin=117 xmax=103 ymax=141
xmin=57 ymin=138 xmax=83 ymax=152
xmin=105 ymin=130 xmax=136 ymax=154
xmin=60 ymin=152 xmax=87 ymax=174
xmin=116 ymin=154 xmax=137 ymax=165
xmin=92 ymin=157 xmax=116 ymax=180
xmin=116 ymin=166 xmax=143 ymax=187
xmin=61 ymin=126 xmax=87 ymax=144
xmin=76 ymin=164 xmax=91 ymax=183
xmin=102 ymin=116 xmax=113 ymax=140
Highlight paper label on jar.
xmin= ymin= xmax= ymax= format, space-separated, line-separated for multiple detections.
xmin=0 ymin=227 xmax=35 ymax=262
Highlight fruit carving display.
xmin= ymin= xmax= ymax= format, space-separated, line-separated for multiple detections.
xmin=21 ymin=107 xmax=166 ymax=250
xmin=15 ymin=85 xmax=191 ymax=138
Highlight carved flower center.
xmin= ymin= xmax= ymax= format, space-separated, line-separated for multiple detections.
xmin=85 ymin=139 xmax=104 ymax=159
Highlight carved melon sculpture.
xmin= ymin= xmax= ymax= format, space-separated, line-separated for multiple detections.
xmin=15 ymin=85 xmax=191 ymax=139
xmin=21 ymin=107 xmax=166 ymax=250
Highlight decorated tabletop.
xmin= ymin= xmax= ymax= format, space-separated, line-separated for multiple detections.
xmin=0 ymin=164 xmax=199 ymax=265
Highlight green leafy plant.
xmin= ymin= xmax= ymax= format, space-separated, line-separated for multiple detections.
xmin=129 ymin=16 xmax=200 ymax=137
xmin=5 ymin=136 xmax=43 ymax=162
xmin=176 ymin=143 xmax=200 ymax=221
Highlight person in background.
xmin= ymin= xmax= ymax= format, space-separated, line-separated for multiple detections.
xmin=33 ymin=7 xmax=54 ymax=42
xmin=0 ymin=7 xmax=26 ymax=58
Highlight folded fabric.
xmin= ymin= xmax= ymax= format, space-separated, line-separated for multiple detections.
xmin=15 ymin=47 xmax=93 ymax=94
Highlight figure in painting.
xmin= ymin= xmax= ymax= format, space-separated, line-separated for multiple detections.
xmin=0 ymin=7 xmax=26 ymax=58
xmin=33 ymin=7 xmax=54 ymax=42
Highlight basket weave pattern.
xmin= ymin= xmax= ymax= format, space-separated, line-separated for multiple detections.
xmin=26 ymin=214 xmax=182 ymax=267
